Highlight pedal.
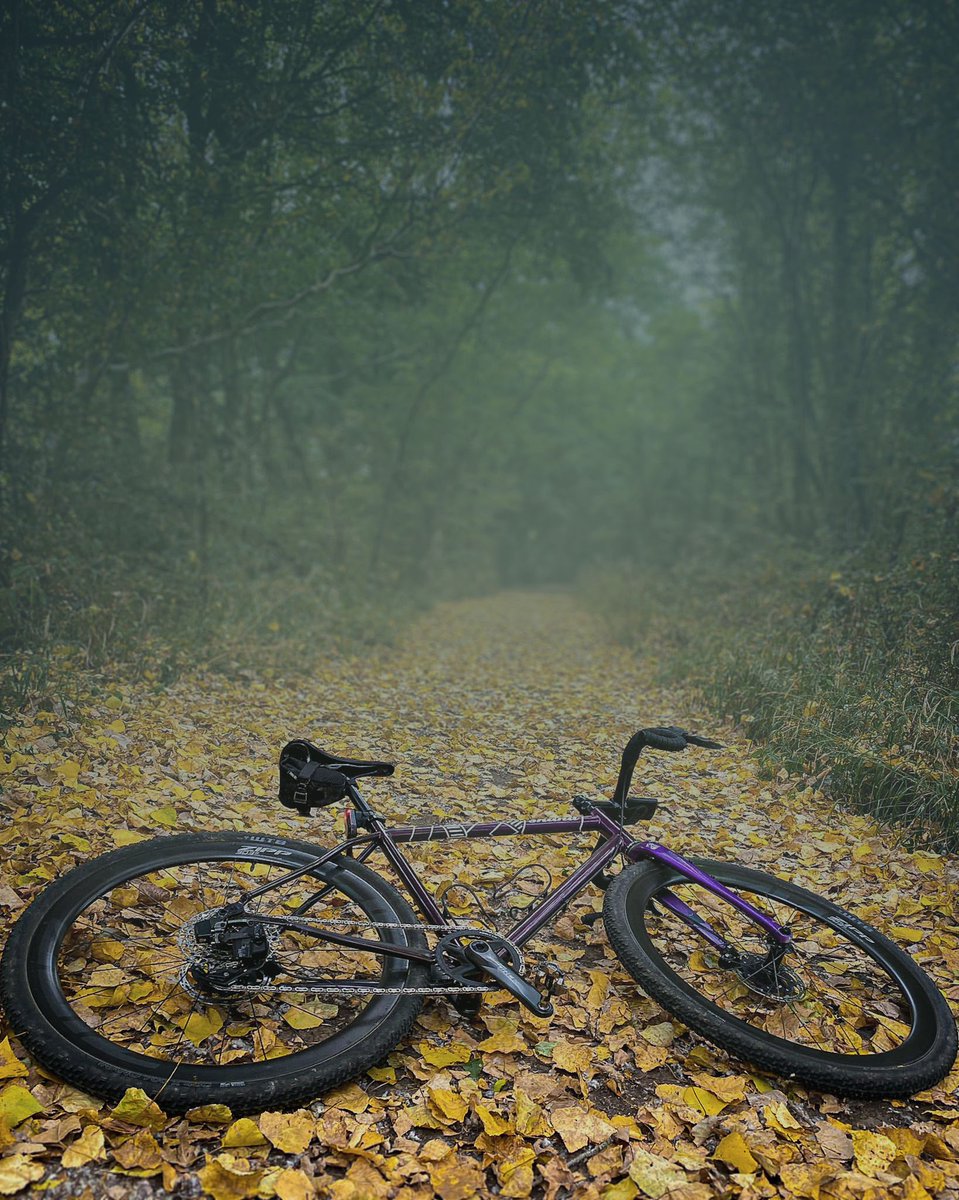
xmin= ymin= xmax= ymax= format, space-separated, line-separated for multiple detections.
xmin=463 ymin=939 xmax=554 ymax=1017
xmin=581 ymin=911 xmax=603 ymax=926
xmin=450 ymin=992 xmax=484 ymax=1020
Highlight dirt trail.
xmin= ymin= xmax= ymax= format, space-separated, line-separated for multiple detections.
xmin=1 ymin=592 xmax=957 ymax=1199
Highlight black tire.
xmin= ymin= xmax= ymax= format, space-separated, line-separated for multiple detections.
xmin=0 ymin=832 xmax=428 ymax=1114
xmin=604 ymin=857 xmax=957 ymax=1098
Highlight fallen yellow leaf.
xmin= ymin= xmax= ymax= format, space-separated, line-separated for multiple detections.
xmin=61 ymin=1124 xmax=106 ymax=1168
xmin=111 ymin=1087 xmax=167 ymax=1130
xmin=418 ymin=1042 xmax=472 ymax=1067
xmin=198 ymin=1154 xmax=265 ymax=1200
xmin=0 ymin=1085 xmax=42 ymax=1127
xmin=627 ymin=1147 xmax=687 ymax=1198
xmin=274 ymin=1167 xmax=316 ymax=1200
xmin=222 ymin=1118 xmax=268 ymax=1148
xmin=851 ymin=1128 xmax=898 ymax=1177
xmin=258 ymin=1109 xmax=315 ymax=1154
xmin=427 ymin=1086 xmax=469 ymax=1125
xmin=0 ymin=1153 xmax=44 ymax=1195
xmin=0 ymin=1040 xmax=28 ymax=1081
xmin=713 ymin=1131 xmax=759 ymax=1174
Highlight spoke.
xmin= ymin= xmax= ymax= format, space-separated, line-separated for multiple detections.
xmin=781 ymin=989 xmax=828 ymax=1052
xmin=706 ymin=976 xmax=750 ymax=1008
xmin=67 ymin=933 xmax=188 ymax=956
xmin=280 ymin=997 xmax=346 ymax=1023
xmin=166 ymin=992 xmax=201 ymax=1066
xmin=802 ymin=966 xmax=910 ymax=1046
xmin=222 ymin=859 xmax=239 ymax=902
xmin=94 ymin=980 xmax=179 ymax=1038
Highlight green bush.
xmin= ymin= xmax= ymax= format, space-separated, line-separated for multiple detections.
xmin=585 ymin=531 xmax=959 ymax=848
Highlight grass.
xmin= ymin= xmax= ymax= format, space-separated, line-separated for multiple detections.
xmin=584 ymin=537 xmax=959 ymax=849
xmin=0 ymin=528 xmax=418 ymax=732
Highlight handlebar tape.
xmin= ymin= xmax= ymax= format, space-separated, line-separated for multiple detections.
xmin=611 ymin=726 xmax=721 ymax=805
xmin=641 ymin=727 xmax=688 ymax=752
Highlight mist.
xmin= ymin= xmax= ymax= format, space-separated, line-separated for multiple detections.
xmin=1 ymin=0 xmax=957 ymax=830
xmin=2 ymin=5 xmax=959 ymax=1189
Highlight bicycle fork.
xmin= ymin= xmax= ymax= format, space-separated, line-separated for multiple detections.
xmin=628 ymin=842 xmax=794 ymax=988
xmin=629 ymin=842 xmax=792 ymax=946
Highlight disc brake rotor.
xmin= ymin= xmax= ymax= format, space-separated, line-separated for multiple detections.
xmin=730 ymin=951 xmax=806 ymax=1001
xmin=177 ymin=909 xmax=283 ymax=998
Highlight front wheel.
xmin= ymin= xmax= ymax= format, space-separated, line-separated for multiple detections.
xmin=603 ymin=857 xmax=957 ymax=1098
xmin=1 ymin=832 xmax=428 ymax=1113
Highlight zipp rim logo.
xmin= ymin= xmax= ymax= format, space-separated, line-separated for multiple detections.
xmin=828 ymin=914 xmax=873 ymax=944
xmin=236 ymin=844 xmax=298 ymax=856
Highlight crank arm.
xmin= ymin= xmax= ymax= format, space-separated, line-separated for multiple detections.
xmin=463 ymin=939 xmax=553 ymax=1017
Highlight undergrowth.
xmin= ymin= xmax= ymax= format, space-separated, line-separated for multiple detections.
xmin=585 ymin=533 xmax=959 ymax=849
xmin=0 ymin=504 xmax=418 ymax=729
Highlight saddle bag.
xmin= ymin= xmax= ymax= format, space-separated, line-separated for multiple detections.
xmin=279 ymin=740 xmax=348 ymax=812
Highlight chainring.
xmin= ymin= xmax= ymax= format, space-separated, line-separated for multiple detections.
xmin=434 ymin=930 xmax=524 ymax=986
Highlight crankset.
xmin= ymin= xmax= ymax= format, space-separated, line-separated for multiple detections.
xmin=434 ymin=930 xmax=557 ymax=1017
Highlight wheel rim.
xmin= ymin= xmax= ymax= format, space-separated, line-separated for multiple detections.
xmin=629 ymin=868 xmax=941 ymax=1066
xmin=43 ymin=848 xmax=409 ymax=1079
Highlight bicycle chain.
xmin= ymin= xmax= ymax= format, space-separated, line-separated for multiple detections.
xmin=177 ymin=913 xmax=524 ymax=998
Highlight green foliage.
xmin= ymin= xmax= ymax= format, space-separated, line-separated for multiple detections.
xmin=587 ymin=511 xmax=959 ymax=846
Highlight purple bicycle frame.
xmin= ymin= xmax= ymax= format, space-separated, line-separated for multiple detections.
xmin=293 ymin=800 xmax=792 ymax=957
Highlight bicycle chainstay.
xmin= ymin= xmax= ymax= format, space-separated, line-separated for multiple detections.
xmin=178 ymin=914 xmax=525 ymax=998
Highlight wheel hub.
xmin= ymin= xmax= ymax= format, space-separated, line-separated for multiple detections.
xmin=728 ymin=950 xmax=806 ymax=1001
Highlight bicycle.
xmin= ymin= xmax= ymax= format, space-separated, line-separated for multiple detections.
xmin=1 ymin=726 xmax=955 ymax=1114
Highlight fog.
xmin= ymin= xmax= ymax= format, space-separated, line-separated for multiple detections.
xmin=1 ymin=2 xmax=956 ymax=685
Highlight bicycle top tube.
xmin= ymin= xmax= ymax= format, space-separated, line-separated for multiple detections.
xmin=382 ymin=812 xmax=621 ymax=843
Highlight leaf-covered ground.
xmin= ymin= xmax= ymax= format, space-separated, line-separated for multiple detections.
xmin=0 ymin=592 xmax=957 ymax=1200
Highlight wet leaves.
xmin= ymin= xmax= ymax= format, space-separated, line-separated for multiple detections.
xmin=0 ymin=594 xmax=957 ymax=1197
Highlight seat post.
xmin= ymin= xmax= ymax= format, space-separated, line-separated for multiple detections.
xmin=346 ymin=779 xmax=375 ymax=819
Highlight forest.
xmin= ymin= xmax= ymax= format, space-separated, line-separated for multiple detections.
xmin=1 ymin=5 xmax=958 ymax=1198
xmin=2 ymin=1 xmax=957 ymax=835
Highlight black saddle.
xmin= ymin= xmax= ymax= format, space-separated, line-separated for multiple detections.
xmin=278 ymin=739 xmax=394 ymax=813
xmin=280 ymin=739 xmax=394 ymax=780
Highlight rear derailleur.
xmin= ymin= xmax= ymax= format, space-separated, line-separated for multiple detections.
xmin=186 ymin=914 xmax=282 ymax=994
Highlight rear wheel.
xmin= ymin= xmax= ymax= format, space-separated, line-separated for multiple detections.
xmin=1 ymin=832 xmax=427 ymax=1113
xmin=604 ymin=857 xmax=957 ymax=1097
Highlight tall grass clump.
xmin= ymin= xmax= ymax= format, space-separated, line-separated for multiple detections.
xmin=585 ymin=523 xmax=959 ymax=849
